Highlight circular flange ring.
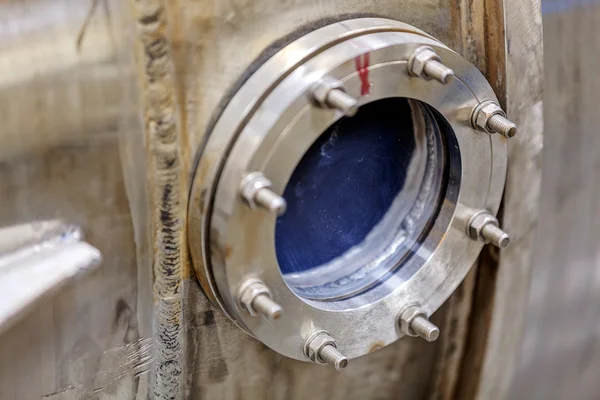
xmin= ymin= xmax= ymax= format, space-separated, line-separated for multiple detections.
xmin=188 ymin=18 xmax=507 ymax=362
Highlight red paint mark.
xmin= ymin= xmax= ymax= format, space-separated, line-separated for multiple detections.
xmin=355 ymin=53 xmax=371 ymax=96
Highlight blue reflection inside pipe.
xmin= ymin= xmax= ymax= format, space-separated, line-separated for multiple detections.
xmin=275 ymin=99 xmax=415 ymax=275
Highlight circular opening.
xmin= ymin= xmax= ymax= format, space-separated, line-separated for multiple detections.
xmin=275 ymin=98 xmax=452 ymax=300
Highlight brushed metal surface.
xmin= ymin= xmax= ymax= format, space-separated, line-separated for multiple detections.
xmin=509 ymin=2 xmax=600 ymax=399
xmin=165 ymin=0 xmax=457 ymax=154
xmin=0 ymin=0 xmax=151 ymax=399
xmin=0 ymin=0 xmax=533 ymax=399
xmin=453 ymin=0 xmax=544 ymax=398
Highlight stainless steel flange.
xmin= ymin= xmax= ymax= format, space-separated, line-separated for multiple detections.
xmin=188 ymin=18 xmax=508 ymax=365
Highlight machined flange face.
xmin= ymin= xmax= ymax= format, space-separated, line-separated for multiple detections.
xmin=188 ymin=18 xmax=507 ymax=362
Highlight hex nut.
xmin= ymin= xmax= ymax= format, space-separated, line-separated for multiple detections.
xmin=238 ymin=280 xmax=271 ymax=316
xmin=240 ymin=172 xmax=272 ymax=209
xmin=408 ymin=46 xmax=441 ymax=79
xmin=467 ymin=211 xmax=499 ymax=242
xmin=399 ymin=306 xmax=426 ymax=337
xmin=472 ymin=101 xmax=506 ymax=134
xmin=311 ymin=77 xmax=344 ymax=107
xmin=303 ymin=331 xmax=337 ymax=364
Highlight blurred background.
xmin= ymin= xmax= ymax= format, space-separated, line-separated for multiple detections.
xmin=509 ymin=1 xmax=600 ymax=398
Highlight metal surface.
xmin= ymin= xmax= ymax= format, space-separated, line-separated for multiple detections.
xmin=174 ymin=0 xmax=516 ymax=397
xmin=0 ymin=1 xmax=152 ymax=399
xmin=0 ymin=1 xmax=497 ymax=399
xmin=506 ymin=1 xmax=600 ymax=399
xmin=458 ymin=1 xmax=544 ymax=398
xmin=0 ymin=0 xmax=534 ymax=398
xmin=0 ymin=221 xmax=102 ymax=334
xmin=188 ymin=18 xmax=507 ymax=363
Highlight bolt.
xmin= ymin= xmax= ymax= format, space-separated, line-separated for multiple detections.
xmin=487 ymin=114 xmax=517 ymax=138
xmin=254 ymin=187 xmax=287 ymax=215
xmin=303 ymin=330 xmax=349 ymax=370
xmin=399 ymin=306 xmax=440 ymax=342
xmin=311 ymin=77 xmax=359 ymax=117
xmin=481 ymin=223 xmax=511 ymax=248
xmin=408 ymin=46 xmax=455 ymax=84
xmin=410 ymin=315 xmax=440 ymax=342
xmin=251 ymin=293 xmax=282 ymax=320
xmin=423 ymin=60 xmax=454 ymax=83
xmin=471 ymin=100 xmax=517 ymax=138
xmin=467 ymin=210 xmax=510 ymax=248
xmin=238 ymin=279 xmax=282 ymax=320
xmin=319 ymin=344 xmax=349 ymax=370
xmin=240 ymin=172 xmax=287 ymax=216
xmin=325 ymin=89 xmax=359 ymax=117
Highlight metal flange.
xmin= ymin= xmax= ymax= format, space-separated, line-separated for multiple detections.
xmin=187 ymin=18 xmax=507 ymax=364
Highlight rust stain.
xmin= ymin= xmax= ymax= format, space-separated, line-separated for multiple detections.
xmin=224 ymin=244 xmax=233 ymax=260
xmin=368 ymin=341 xmax=385 ymax=353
